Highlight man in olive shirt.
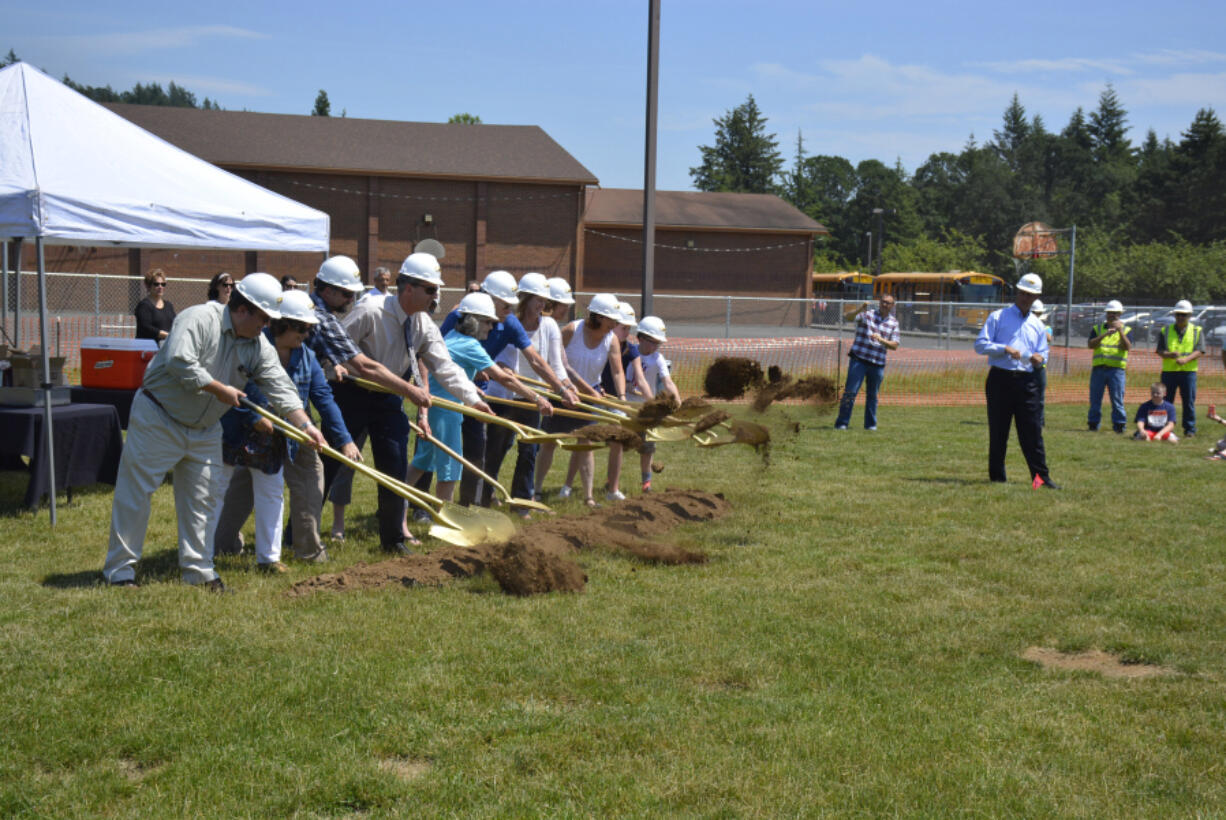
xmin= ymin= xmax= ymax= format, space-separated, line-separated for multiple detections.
xmin=102 ymin=273 xmax=326 ymax=590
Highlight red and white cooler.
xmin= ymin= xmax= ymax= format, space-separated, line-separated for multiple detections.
xmin=80 ymin=337 xmax=159 ymax=389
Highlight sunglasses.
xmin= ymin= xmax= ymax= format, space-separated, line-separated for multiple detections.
xmin=284 ymin=320 xmax=311 ymax=334
xmin=219 ymin=282 xmax=234 ymax=289
xmin=152 ymin=282 xmax=166 ymax=288
xmin=416 ymin=284 xmax=439 ymax=296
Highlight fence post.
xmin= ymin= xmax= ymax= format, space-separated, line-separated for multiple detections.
xmin=724 ymin=296 xmax=731 ymax=339
xmin=94 ymin=273 xmax=101 ymax=336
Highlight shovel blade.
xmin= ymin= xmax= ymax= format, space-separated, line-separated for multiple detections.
xmin=645 ymin=425 xmax=694 ymax=442
xmin=434 ymin=501 xmax=517 ymax=545
xmin=507 ymin=498 xmax=553 ymax=513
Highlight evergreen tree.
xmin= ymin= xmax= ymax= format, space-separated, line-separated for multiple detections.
xmin=312 ymin=89 xmax=331 ymax=117
xmin=1 ymin=48 xmax=18 ymax=68
xmin=448 ymin=112 xmax=482 ymax=124
xmin=689 ymin=94 xmax=783 ymax=193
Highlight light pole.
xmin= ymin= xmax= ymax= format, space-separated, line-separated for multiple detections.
xmin=871 ymin=208 xmax=895 ymax=277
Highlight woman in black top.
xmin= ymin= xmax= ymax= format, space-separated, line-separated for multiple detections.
xmin=133 ymin=268 xmax=175 ymax=342
xmin=208 ymin=271 xmax=235 ymax=304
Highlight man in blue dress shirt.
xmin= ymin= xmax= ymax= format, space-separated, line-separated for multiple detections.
xmin=974 ymin=272 xmax=1060 ymax=489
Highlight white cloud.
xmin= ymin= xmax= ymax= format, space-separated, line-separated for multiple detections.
xmin=974 ymin=57 xmax=1134 ymax=76
xmin=1114 ymin=72 xmax=1226 ymax=107
xmin=133 ymin=73 xmax=271 ymax=97
xmin=1131 ymin=49 xmax=1226 ymax=66
xmin=46 ymin=25 xmax=266 ymax=57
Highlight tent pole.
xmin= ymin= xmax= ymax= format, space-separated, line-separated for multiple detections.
xmin=36 ymin=237 xmax=57 ymax=525
xmin=2 ymin=239 xmax=8 ymax=347
xmin=14 ymin=237 xmax=22 ymax=349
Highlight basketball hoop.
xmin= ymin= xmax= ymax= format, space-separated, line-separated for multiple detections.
xmin=1012 ymin=221 xmax=1059 ymax=259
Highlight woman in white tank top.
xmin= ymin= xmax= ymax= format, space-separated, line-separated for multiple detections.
xmin=536 ymin=294 xmax=625 ymax=507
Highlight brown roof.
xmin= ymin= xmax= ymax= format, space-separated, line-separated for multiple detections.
xmin=106 ymin=104 xmax=599 ymax=185
xmin=585 ymin=188 xmax=827 ymax=234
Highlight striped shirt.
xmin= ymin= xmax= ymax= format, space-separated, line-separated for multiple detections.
xmin=848 ymin=308 xmax=900 ymax=367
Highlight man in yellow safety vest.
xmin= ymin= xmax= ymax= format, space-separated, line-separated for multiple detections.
xmin=1156 ymin=299 xmax=1204 ymax=437
xmin=1087 ymin=299 xmax=1132 ymax=433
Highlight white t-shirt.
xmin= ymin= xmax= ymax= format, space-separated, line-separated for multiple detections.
xmin=629 ymin=348 xmax=671 ymax=400
xmin=486 ymin=316 xmax=567 ymax=400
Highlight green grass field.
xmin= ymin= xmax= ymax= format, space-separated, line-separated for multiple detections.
xmin=2 ymin=403 xmax=1224 ymax=818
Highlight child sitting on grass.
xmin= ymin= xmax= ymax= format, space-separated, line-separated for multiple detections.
xmin=1133 ymin=382 xmax=1178 ymax=443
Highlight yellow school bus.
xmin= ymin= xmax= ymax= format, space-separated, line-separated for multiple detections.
xmin=874 ymin=271 xmax=1006 ymax=331
xmin=811 ymin=272 xmax=875 ymax=321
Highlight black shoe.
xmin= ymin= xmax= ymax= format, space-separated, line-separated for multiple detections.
xmin=1039 ymin=478 xmax=1062 ymax=490
xmin=1087 ymin=424 xmax=1099 ymax=431
xmin=1114 ymin=424 xmax=1125 ymax=434
xmin=412 ymin=508 xmax=431 ymax=524
xmin=1185 ymin=430 xmax=1196 ymax=438
xmin=1133 ymin=430 xmax=1145 ymax=440
xmin=201 ymin=577 xmax=228 ymax=592
xmin=109 ymin=578 xmax=139 ymax=588
xmin=382 ymin=541 xmax=412 ymax=555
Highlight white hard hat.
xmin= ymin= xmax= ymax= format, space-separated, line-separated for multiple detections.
xmin=316 ymin=256 xmax=364 ymax=293
xmin=1173 ymin=299 xmax=1194 ymax=314
xmin=1030 ymin=300 xmax=1046 ymax=318
xmin=398 ymin=252 xmax=444 ymax=287
xmin=517 ymin=272 xmax=551 ymax=300
xmin=1105 ymin=299 xmax=1124 ymax=314
xmin=234 ymin=272 xmax=284 ymax=320
xmin=547 ymin=277 xmax=575 ymax=305
xmin=588 ymin=293 xmax=623 ymax=321
xmin=481 ymin=270 xmax=519 ymax=305
xmin=457 ymin=292 xmax=499 ymax=322
xmin=616 ymin=301 xmax=637 ymax=327
xmin=636 ymin=315 xmax=668 ymax=342
xmin=1017 ymin=273 xmax=1043 ymax=295
xmin=277 ymin=289 xmax=320 ymax=325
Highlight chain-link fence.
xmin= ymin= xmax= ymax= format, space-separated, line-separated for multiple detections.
xmin=4 ymin=270 xmax=1223 ymax=408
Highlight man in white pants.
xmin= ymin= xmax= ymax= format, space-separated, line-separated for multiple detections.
xmin=102 ymin=272 xmax=326 ymax=590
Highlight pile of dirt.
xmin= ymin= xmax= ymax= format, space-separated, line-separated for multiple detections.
xmin=703 ymin=357 xmax=764 ymax=399
xmin=574 ymin=423 xmax=644 ymax=451
xmin=289 ymin=489 xmax=731 ymax=598
xmin=752 ymin=374 xmax=839 ymax=412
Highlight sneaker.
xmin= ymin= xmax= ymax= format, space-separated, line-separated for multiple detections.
xmin=257 ymin=561 xmax=289 ymax=574
xmin=641 ymin=479 xmax=652 ymax=492
xmin=1038 ymin=478 xmax=1062 ymax=490
xmin=606 ymin=489 xmax=626 ymax=502
xmin=865 ymin=426 xmax=877 ymax=432
xmin=1087 ymin=424 xmax=1099 ymax=432
xmin=834 ymin=425 xmax=848 ymax=431
xmin=557 ymin=485 xmax=572 ymax=499
xmin=1185 ymin=430 xmax=1196 ymax=438
xmin=1113 ymin=424 xmax=1125 ymax=434
xmin=109 ymin=578 xmax=139 ymax=588
xmin=382 ymin=541 xmax=412 ymax=555
xmin=201 ymin=577 xmax=228 ymax=593
xmin=328 ymin=531 xmax=345 ymax=542
xmin=412 ymin=507 xmax=431 ymax=524
xmin=1132 ymin=431 xmax=1145 ymax=440
xmin=1167 ymin=433 xmax=1180 ymax=443
xmin=293 ymin=550 xmax=330 ymax=564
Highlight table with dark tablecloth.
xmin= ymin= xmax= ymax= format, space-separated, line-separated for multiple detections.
xmin=0 ymin=403 xmax=124 ymax=508
xmin=70 ymin=386 xmax=138 ymax=428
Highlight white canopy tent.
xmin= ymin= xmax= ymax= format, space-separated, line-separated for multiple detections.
xmin=0 ymin=62 xmax=331 ymax=523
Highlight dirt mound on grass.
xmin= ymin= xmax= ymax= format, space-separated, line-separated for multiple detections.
xmin=1021 ymin=647 xmax=1175 ymax=679
xmin=289 ymin=489 xmax=731 ymax=597
xmin=703 ymin=357 xmax=764 ymax=399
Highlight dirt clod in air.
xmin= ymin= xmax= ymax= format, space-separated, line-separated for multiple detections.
xmin=289 ymin=489 xmax=731 ymax=597
xmin=704 ymin=357 xmax=764 ymax=399
xmin=650 ymin=461 xmax=664 ymax=473
xmin=574 ymin=423 xmax=644 ymax=450
xmin=693 ymin=410 xmax=731 ymax=433
xmin=767 ymin=365 xmax=784 ymax=383
xmin=1021 ymin=647 xmax=1175 ymax=679
xmin=634 ymin=394 xmax=680 ymax=427
xmin=673 ymin=397 xmax=713 ymax=419
xmin=752 ymin=374 xmax=840 ymax=412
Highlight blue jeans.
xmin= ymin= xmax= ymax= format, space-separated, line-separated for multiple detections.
xmin=1161 ymin=371 xmax=1197 ymax=433
xmin=835 ymin=356 xmax=885 ymax=429
xmin=483 ymin=403 xmax=540 ymax=505
xmin=1088 ymin=366 xmax=1127 ymax=429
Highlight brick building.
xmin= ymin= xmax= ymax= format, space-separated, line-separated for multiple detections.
xmin=582 ymin=188 xmax=826 ymax=324
xmin=23 ymin=105 xmax=597 ymax=296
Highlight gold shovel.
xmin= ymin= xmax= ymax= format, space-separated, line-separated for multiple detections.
xmin=240 ymin=399 xmax=516 ymax=547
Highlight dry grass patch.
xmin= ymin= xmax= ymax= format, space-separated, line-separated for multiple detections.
xmin=1022 ymin=646 xmax=1176 ymax=679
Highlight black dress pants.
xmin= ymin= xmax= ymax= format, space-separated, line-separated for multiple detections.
xmin=986 ymin=367 xmax=1050 ymax=483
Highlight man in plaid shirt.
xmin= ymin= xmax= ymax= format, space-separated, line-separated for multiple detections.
xmin=835 ymin=294 xmax=901 ymax=431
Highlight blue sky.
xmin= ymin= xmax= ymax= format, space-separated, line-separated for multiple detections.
xmin=7 ymin=0 xmax=1226 ymax=191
